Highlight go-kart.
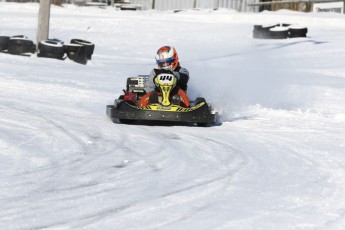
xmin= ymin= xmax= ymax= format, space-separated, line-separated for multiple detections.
xmin=106 ymin=72 xmax=218 ymax=126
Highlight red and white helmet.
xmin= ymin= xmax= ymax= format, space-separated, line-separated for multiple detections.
xmin=155 ymin=46 xmax=179 ymax=71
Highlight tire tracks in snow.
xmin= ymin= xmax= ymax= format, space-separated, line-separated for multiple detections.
xmin=89 ymin=129 xmax=250 ymax=229
xmin=0 ymin=104 xmax=127 ymax=228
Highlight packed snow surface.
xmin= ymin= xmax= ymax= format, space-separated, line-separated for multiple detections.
xmin=1 ymin=3 xmax=345 ymax=229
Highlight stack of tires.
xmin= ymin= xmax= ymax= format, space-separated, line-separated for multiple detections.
xmin=1 ymin=35 xmax=95 ymax=65
xmin=0 ymin=35 xmax=36 ymax=55
xmin=253 ymin=24 xmax=308 ymax=40
xmin=37 ymin=38 xmax=95 ymax=64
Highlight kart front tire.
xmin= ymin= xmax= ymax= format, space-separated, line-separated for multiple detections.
xmin=119 ymin=119 xmax=135 ymax=124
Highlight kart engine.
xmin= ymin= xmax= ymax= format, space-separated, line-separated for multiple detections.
xmin=124 ymin=75 xmax=149 ymax=104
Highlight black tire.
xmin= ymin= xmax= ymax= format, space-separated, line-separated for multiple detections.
xmin=289 ymin=26 xmax=308 ymax=38
xmin=37 ymin=40 xmax=65 ymax=60
xmin=253 ymin=24 xmax=279 ymax=39
xmin=253 ymin=29 xmax=265 ymax=39
xmin=269 ymin=27 xmax=289 ymax=39
xmin=253 ymin=25 xmax=263 ymax=30
xmin=194 ymin=97 xmax=206 ymax=105
xmin=194 ymin=97 xmax=210 ymax=126
xmin=7 ymin=37 xmax=35 ymax=55
xmin=64 ymin=43 xmax=88 ymax=65
xmin=70 ymin=39 xmax=94 ymax=60
xmin=12 ymin=35 xmax=26 ymax=38
xmin=0 ymin=36 xmax=10 ymax=51
xmin=253 ymin=25 xmax=265 ymax=39
xmin=119 ymin=119 xmax=135 ymax=124
xmin=121 ymin=5 xmax=137 ymax=11
xmin=196 ymin=122 xmax=208 ymax=127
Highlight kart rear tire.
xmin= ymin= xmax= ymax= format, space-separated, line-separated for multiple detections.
xmin=194 ymin=97 xmax=206 ymax=105
xmin=196 ymin=122 xmax=208 ymax=127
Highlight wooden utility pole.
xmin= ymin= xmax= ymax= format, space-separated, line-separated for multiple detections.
xmin=37 ymin=0 xmax=51 ymax=44
xmin=193 ymin=0 xmax=197 ymax=8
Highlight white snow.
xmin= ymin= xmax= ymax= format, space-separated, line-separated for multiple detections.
xmin=1 ymin=3 xmax=345 ymax=229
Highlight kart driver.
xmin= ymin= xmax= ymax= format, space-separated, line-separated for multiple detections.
xmin=139 ymin=46 xmax=190 ymax=107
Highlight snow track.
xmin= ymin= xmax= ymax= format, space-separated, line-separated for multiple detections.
xmin=1 ymin=93 xmax=247 ymax=229
xmin=1 ymin=104 xmax=247 ymax=229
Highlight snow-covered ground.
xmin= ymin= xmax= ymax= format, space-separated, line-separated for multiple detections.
xmin=1 ymin=3 xmax=345 ymax=229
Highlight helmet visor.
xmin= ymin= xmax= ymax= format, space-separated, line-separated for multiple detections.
xmin=156 ymin=57 xmax=175 ymax=68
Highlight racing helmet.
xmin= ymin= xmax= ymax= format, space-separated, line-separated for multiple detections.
xmin=155 ymin=46 xmax=179 ymax=71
